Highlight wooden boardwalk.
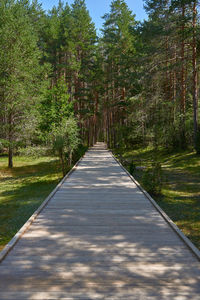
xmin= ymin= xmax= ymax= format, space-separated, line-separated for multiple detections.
xmin=0 ymin=143 xmax=200 ymax=299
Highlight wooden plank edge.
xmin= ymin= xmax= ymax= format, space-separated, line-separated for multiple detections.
xmin=109 ymin=150 xmax=200 ymax=262
xmin=0 ymin=154 xmax=85 ymax=263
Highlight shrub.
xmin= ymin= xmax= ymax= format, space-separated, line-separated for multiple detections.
xmin=72 ymin=144 xmax=88 ymax=164
xmin=142 ymin=161 xmax=163 ymax=196
xmin=18 ymin=146 xmax=50 ymax=158
xmin=51 ymin=117 xmax=80 ymax=176
xmin=129 ymin=160 xmax=135 ymax=175
xmin=0 ymin=141 xmax=4 ymax=153
xmin=195 ymin=129 xmax=200 ymax=155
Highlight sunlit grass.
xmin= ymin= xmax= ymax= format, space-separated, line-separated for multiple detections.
xmin=119 ymin=147 xmax=200 ymax=249
xmin=0 ymin=156 xmax=63 ymax=251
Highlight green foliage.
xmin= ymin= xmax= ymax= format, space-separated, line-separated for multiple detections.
xmin=142 ymin=161 xmax=163 ymax=195
xmin=0 ymin=0 xmax=199 ymax=251
xmin=120 ymin=146 xmax=200 ymax=249
xmin=101 ymin=0 xmax=137 ymax=147
xmin=52 ymin=118 xmax=80 ymax=152
xmin=102 ymin=0 xmax=136 ymax=90
xmin=0 ymin=0 xmax=47 ymax=167
xmin=0 ymin=0 xmax=199 ymax=159
xmin=51 ymin=117 xmax=80 ymax=175
xmin=18 ymin=146 xmax=50 ymax=158
xmin=195 ymin=129 xmax=200 ymax=155
xmin=72 ymin=144 xmax=88 ymax=163
xmin=40 ymin=71 xmax=80 ymax=175
xmin=129 ymin=160 xmax=135 ymax=175
xmin=40 ymin=77 xmax=73 ymax=134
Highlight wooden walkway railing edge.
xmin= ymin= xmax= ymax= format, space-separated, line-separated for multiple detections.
xmin=110 ymin=150 xmax=200 ymax=261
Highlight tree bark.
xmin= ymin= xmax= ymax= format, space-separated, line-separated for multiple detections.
xmin=180 ymin=4 xmax=186 ymax=147
xmin=8 ymin=144 xmax=13 ymax=168
xmin=59 ymin=149 xmax=65 ymax=177
xmin=8 ymin=113 xmax=13 ymax=168
xmin=69 ymin=150 xmax=73 ymax=166
xmin=192 ymin=1 xmax=198 ymax=152
xmin=173 ymin=44 xmax=177 ymax=123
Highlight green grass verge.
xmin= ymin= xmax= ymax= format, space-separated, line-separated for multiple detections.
xmin=115 ymin=147 xmax=200 ymax=250
xmin=0 ymin=156 xmax=63 ymax=251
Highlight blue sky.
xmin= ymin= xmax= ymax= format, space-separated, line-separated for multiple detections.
xmin=39 ymin=0 xmax=147 ymax=30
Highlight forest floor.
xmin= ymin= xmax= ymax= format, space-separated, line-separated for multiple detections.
xmin=114 ymin=147 xmax=200 ymax=250
xmin=0 ymin=156 xmax=63 ymax=251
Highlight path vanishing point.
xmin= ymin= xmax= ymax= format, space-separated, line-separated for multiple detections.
xmin=0 ymin=143 xmax=200 ymax=299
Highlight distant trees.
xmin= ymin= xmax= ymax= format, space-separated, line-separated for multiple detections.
xmin=127 ymin=0 xmax=200 ymax=152
xmin=101 ymin=0 xmax=137 ymax=148
xmin=42 ymin=0 xmax=98 ymax=146
xmin=0 ymin=0 xmax=200 ymax=169
xmin=97 ymin=0 xmax=200 ymax=153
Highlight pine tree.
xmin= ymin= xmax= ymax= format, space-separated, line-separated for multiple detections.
xmin=102 ymin=0 xmax=136 ymax=147
xmin=70 ymin=0 xmax=97 ymax=145
xmin=40 ymin=77 xmax=79 ymax=176
xmin=40 ymin=0 xmax=98 ymax=146
xmin=192 ymin=0 xmax=199 ymax=152
xmin=40 ymin=76 xmax=74 ymax=134
xmin=0 ymin=0 xmax=45 ymax=167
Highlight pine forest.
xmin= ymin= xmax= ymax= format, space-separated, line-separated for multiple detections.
xmin=0 ymin=0 xmax=200 ymax=250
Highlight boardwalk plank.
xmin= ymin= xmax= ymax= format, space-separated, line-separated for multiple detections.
xmin=0 ymin=143 xmax=199 ymax=299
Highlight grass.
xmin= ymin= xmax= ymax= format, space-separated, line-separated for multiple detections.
xmin=115 ymin=147 xmax=200 ymax=250
xmin=0 ymin=156 xmax=63 ymax=251
xmin=1 ymin=148 xmax=199 ymax=253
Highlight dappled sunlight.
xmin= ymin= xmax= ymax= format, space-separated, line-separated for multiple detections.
xmin=0 ymin=144 xmax=199 ymax=299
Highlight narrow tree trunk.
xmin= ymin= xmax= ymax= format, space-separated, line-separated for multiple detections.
xmin=69 ymin=150 xmax=73 ymax=166
xmin=74 ymin=73 xmax=79 ymax=113
xmin=107 ymin=109 xmax=110 ymax=148
xmin=112 ymin=110 xmax=116 ymax=148
xmin=104 ymin=100 xmax=107 ymax=143
xmin=180 ymin=5 xmax=186 ymax=147
xmin=63 ymin=52 xmax=67 ymax=81
xmin=181 ymin=6 xmax=186 ymax=114
xmin=110 ymin=109 xmax=113 ymax=148
xmin=59 ymin=150 xmax=65 ymax=177
xmin=89 ymin=117 xmax=93 ymax=147
xmin=173 ymin=44 xmax=177 ymax=123
xmin=87 ymin=119 xmax=90 ymax=147
xmin=8 ymin=144 xmax=13 ymax=168
xmin=94 ymin=91 xmax=98 ymax=144
xmin=192 ymin=1 xmax=198 ymax=152
xmin=8 ymin=113 xmax=13 ymax=168
xmin=165 ymin=36 xmax=169 ymax=99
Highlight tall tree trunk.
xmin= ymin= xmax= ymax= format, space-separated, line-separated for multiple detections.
xmin=94 ymin=91 xmax=98 ymax=144
xmin=69 ymin=150 xmax=73 ymax=166
xmin=104 ymin=100 xmax=107 ymax=143
xmin=192 ymin=1 xmax=199 ymax=152
xmin=180 ymin=4 xmax=186 ymax=147
xmin=8 ymin=144 xmax=13 ymax=168
xmin=173 ymin=44 xmax=177 ymax=123
xmin=59 ymin=149 xmax=65 ymax=177
xmin=107 ymin=109 xmax=110 ymax=148
xmin=8 ymin=113 xmax=13 ymax=168
xmin=165 ymin=36 xmax=169 ymax=99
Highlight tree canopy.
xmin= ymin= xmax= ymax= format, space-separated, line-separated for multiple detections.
xmin=0 ymin=0 xmax=200 ymax=168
